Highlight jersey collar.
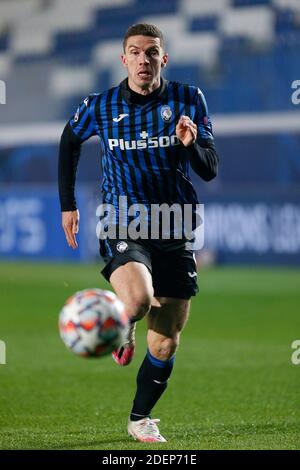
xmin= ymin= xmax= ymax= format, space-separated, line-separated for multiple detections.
xmin=120 ymin=77 xmax=168 ymax=105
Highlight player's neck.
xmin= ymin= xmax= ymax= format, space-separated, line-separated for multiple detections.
xmin=128 ymin=77 xmax=161 ymax=95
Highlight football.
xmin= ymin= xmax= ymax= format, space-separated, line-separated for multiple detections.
xmin=59 ymin=288 xmax=129 ymax=357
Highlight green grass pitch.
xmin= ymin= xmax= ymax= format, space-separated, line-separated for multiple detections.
xmin=0 ymin=262 xmax=299 ymax=450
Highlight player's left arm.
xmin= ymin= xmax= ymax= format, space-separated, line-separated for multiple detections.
xmin=175 ymin=88 xmax=219 ymax=181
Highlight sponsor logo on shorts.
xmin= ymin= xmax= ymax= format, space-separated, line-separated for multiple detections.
xmin=188 ymin=271 xmax=197 ymax=278
xmin=116 ymin=241 xmax=129 ymax=253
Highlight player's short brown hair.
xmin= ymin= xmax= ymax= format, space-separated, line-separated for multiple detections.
xmin=123 ymin=23 xmax=165 ymax=51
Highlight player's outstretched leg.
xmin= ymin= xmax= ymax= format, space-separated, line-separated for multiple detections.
xmin=110 ymin=261 xmax=153 ymax=366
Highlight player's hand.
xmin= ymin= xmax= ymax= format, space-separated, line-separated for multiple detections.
xmin=62 ymin=209 xmax=79 ymax=250
xmin=176 ymin=115 xmax=197 ymax=147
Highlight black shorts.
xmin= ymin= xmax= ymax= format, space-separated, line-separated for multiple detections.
xmin=99 ymin=238 xmax=199 ymax=299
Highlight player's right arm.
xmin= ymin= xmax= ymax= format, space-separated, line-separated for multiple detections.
xmin=58 ymin=95 xmax=98 ymax=249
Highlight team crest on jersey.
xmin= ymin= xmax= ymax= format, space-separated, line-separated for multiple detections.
xmin=161 ymin=105 xmax=172 ymax=122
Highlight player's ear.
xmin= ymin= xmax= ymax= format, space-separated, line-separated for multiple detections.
xmin=161 ymin=53 xmax=168 ymax=68
xmin=121 ymin=54 xmax=127 ymax=68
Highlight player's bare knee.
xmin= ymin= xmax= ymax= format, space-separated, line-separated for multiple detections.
xmin=150 ymin=336 xmax=179 ymax=361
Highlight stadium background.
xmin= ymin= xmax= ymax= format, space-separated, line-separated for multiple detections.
xmin=0 ymin=0 xmax=300 ymax=450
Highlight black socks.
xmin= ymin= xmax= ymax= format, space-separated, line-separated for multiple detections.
xmin=130 ymin=349 xmax=175 ymax=421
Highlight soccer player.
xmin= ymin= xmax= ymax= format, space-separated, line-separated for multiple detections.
xmin=58 ymin=24 xmax=218 ymax=443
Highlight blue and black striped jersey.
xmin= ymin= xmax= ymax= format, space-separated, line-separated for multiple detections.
xmin=68 ymin=78 xmax=215 ymax=213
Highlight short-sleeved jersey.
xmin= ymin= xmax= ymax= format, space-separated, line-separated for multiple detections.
xmin=68 ymin=78 xmax=214 ymax=236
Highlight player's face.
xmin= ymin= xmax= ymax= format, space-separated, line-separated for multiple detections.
xmin=121 ymin=35 xmax=168 ymax=93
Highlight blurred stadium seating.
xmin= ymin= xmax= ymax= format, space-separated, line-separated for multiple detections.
xmin=0 ymin=0 xmax=300 ymax=264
